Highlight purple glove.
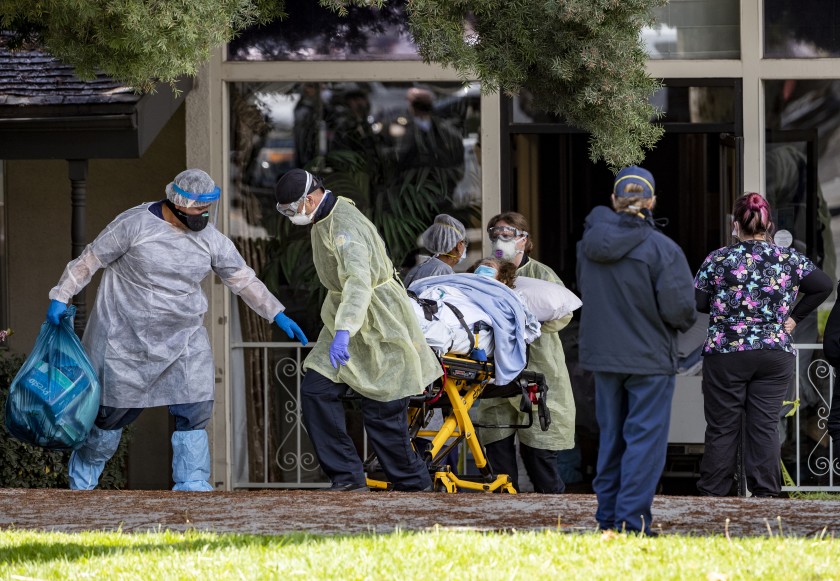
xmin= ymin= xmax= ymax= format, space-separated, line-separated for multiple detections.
xmin=329 ymin=330 xmax=350 ymax=368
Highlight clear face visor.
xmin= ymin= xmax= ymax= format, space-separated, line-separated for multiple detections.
xmin=170 ymin=182 xmax=221 ymax=224
xmin=276 ymin=193 xmax=308 ymax=217
xmin=487 ymin=225 xmax=528 ymax=242
xmin=193 ymin=202 xmax=219 ymax=225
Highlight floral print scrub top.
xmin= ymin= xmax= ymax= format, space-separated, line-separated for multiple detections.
xmin=694 ymin=240 xmax=816 ymax=354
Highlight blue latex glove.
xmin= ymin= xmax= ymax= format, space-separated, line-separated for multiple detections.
xmin=274 ymin=312 xmax=308 ymax=345
xmin=47 ymin=299 xmax=67 ymax=325
xmin=329 ymin=330 xmax=350 ymax=368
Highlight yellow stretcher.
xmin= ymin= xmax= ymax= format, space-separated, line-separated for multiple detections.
xmin=365 ymin=353 xmax=551 ymax=493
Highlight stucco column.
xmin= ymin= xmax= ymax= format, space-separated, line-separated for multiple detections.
xmin=68 ymin=158 xmax=88 ymax=335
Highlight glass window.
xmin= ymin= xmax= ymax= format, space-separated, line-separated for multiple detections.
xmin=511 ymin=84 xmax=736 ymax=125
xmin=765 ymin=79 xmax=840 ymax=488
xmin=643 ymin=0 xmax=740 ymax=59
xmin=228 ymin=80 xmax=481 ymax=486
xmin=765 ymin=0 xmax=840 ymax=57
xmin=765 ymin=79 xmax=840 ymax=278
xmin=227 ymin=0 xmax=419 ymax=61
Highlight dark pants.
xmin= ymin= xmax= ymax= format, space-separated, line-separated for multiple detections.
xmin=94 ymin=401 xmax=213 ymax=431
xmin=593 ymin=372 xmax=675 ymax=534
xmin=827 ymin=380 xmax=840 ymax=448
xmin=301 ymin=370 xmax=431 ymax=491
xmin=697 ymin=350 xmax=794 ymax=497
xmin=414 ymin=437 xmax=460 ymax=471
xmin=485 ymin=434 xmax=564 ymax=493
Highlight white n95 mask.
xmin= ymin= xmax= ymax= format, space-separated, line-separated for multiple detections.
xmin=492 ymin=238 xmax=523 ymax=261
xmin=288 ymin=194 xmax=326 ymax=226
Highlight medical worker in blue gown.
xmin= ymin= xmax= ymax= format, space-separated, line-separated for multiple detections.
xmin=46 ymin=169 xmax=308 ymax=491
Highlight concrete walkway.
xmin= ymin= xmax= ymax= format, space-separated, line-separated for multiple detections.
xmin=2 ymin=489 xmax=839 ymax=537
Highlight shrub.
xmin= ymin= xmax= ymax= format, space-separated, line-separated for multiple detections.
xmin=0 ymin=351 xmax=129 ymax=488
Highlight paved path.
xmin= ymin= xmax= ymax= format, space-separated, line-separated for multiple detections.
xmin=1 ymin=489 xmax=839 ymax=537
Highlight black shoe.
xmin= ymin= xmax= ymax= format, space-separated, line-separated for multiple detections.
xmin=326 ymin=482 xmax=370 ymax=492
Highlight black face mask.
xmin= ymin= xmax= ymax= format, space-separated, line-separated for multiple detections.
xmin=165 ymin=199 xmax=210 ymax=232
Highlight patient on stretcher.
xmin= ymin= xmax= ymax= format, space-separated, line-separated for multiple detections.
xmin=407 ymin=258 xmax=581 ymax=383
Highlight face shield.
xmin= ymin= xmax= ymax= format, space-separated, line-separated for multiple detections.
xmin=165 ymin=170 xmax=222 ymax=230
xmin=276 ymin=193 xmax=307 ymax=217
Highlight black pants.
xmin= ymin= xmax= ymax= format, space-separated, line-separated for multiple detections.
xmin=827 ymin=382 xmax=840 ymax=447
xmin=697 ymin=350 xmax=794 ymax=497
xmin=300 ymin=370 xmax=431 ymax=491
xmin=485 ymin=434 xmax=564 ymax=493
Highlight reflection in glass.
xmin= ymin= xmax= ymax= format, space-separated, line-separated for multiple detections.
xmin=512 ymin=85 xmax=735 ymax=124
xmin=765 ymin=0 xmax=840 ymax=58
xmin=643 ymin=0 xmax=740 ymax=59
xmin=228 ymin=80 xmax=482 ymax=485
xmin=227 ymin=0 xmax=419 ymax=61
xmin=765 ymin=79 xmax=840 ymax=488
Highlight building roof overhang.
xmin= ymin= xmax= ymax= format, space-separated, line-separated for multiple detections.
xmin=0 ymin=41 xmax=191 ymax=159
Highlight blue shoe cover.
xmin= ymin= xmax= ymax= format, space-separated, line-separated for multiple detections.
xmin=172 ymin=430 xmax=214 ymax=492
xmin=68 ymin=426 xmax=123 ymax=490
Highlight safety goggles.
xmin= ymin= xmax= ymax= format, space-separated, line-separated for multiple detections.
xmin=276 ymin=194 xmax=307 ymax=217
xmin=487 ymin=226 xmax=528 ymax=242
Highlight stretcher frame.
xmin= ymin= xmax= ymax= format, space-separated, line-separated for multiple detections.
xmin=365 ymin=353 xmax=551 ymax=493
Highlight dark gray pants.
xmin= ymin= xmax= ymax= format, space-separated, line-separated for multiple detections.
xmin=301 ymin=370 xmax=431 ymax=491
xmin=485 ymin=434 xmax=564 ymax=493
xmin=697 ymin=350 xmax=794 ymax=497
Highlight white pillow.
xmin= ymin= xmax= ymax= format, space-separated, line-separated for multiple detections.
xmin=513 ymin=275 xmax=582 ymax=322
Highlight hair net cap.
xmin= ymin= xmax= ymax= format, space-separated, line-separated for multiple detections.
xmin=275 ymin=169 xmax=323 ymax=205
xmin=421 ymin=214 xmax=466 ymax=254
xmin=165 ymin=169 xmax=221 ymax=207
xmin=613 ymin=165 xmax=655 ymax=198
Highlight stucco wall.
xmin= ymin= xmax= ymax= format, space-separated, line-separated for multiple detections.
xmin=4 ymin=104 xmax=187 ymax=489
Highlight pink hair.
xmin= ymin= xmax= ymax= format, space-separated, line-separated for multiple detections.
xmin=732 ymin=192 xmax=774 ymax=239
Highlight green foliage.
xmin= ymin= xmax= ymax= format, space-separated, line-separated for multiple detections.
xmin=3 ymin=0 xmax=664 ymax=166
xmin=0 ymin=351 xmax=129 ymax=489
xmin=408 ymin=0 xmax=667 ymax=170
xmin=0 ymin=0 xmax=280 ymax=93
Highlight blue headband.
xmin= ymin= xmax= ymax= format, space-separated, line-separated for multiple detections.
xmin=172 ymin=182 xmax=221 ymax=203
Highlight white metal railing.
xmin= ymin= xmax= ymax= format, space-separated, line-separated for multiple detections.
xmin=230 ymin=341 xmax=331 ymax=489
xmin=782 ymin=343 xmax=840 ymax=492
xmin=230 ymin=341 xmax=840 ymax=492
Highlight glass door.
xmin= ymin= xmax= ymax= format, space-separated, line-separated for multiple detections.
xmin=719 ymin=133 xmax=744 ymax=246
xmin=765 ymin=129 xmax=820 ymax=262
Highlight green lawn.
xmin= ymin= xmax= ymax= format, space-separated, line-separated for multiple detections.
xmin=1 ymin=528 xmax=837 ymax=580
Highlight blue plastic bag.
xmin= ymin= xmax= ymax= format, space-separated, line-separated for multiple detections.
xmin=4 ymin=305 xmax=101 ymax=450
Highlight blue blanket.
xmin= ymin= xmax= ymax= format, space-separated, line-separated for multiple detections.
xmin=408 ymin=274 xmax=528 ymax=385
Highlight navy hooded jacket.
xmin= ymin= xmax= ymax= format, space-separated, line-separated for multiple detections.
xmin=576 ymin=205 xmax=697 ymax=375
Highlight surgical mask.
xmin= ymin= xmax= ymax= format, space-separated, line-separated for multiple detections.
xmin=289 ymin=193 xmax=326 ymax=226
xmin=457 ymin=239 xmax=470 ymax=263
xmin=492 ymin=238 xmax=523 ymax=261
xmin=165 ymin=199 xmax=210 ymax=232
xmin=474 ymin=265 xmax=497 ymax=279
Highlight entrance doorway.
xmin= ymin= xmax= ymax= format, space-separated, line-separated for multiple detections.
xmin=501 ymin=80 xmax=742 ymax=493
xmin=505 ymin=130 xmax=741 ymax=285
